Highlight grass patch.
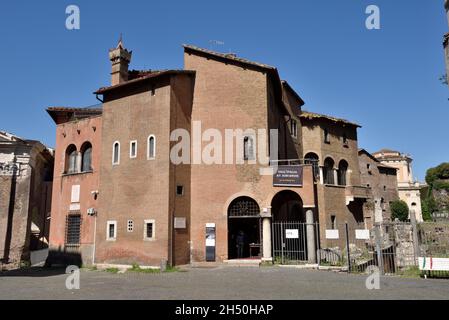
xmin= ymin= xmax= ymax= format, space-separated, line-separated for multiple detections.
xmin=128 ymin=263 xmax=160 ymax=274
xmin=105 ymin=267 xmax=119 ymax=274
xmin=164 ymin=265 xmax=181 ymax=273
xmin=397 ymin=266 xmax=421 ymax=278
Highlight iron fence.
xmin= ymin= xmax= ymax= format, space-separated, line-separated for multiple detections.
xmin=271 ymin=219 xmax=449 ymax=277
xmin=272 ymin=222 xmax=319 ymax=264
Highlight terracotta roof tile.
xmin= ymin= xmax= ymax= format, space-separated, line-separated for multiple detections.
xmin=300 ymin=110 xmax=361 ymax=128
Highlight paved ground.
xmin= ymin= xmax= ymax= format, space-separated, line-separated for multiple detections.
xmin=0 ymin=265 xmax=448 ymax=300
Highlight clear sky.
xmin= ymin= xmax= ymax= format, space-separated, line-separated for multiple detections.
xmin=0 ymin=0 xmax=447 ymax=181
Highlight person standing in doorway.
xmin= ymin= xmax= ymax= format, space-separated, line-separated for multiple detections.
xmin=236 ymin=230 xmax=247 ymax=258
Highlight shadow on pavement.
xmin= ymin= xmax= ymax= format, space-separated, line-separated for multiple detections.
xmin=0 ymin=266 xmax=67 ymax=278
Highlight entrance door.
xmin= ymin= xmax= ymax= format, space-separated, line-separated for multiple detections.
xmin=227 ymin=197 xmax=261 ymax=259
xmin=271 ymin=190 xmax=309 ymax=264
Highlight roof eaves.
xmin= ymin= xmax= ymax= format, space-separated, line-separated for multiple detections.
xmin=300 ymin=110 xmax=361 ymax=128
xmin=94 ymin=70 xmax=195 ymax=95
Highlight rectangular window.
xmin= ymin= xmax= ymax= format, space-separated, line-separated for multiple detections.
xmin=66 ymin=214 xmax=81 ymax=246
xmin=324 ymin=129 xmax=330 ymax=144
xmin=144 ymin=219 xmax=155 ymax=241
xmin=331 ymin=215 xmax=337 ymax=230
xmin=342 ymin=133 xmax=348 ymax=146
xmin=291 ymin=119 xmax=298 ymax=138
xmin=127 ymin=220 xmax=134 ymax=232
xmin=130 ymin=140 xmax=137 ymax=158
xmin=107 ymin=221 xmax=117 ymax=241
xmin=176 ymin=185 xmax=184 ymax=196
xmin=243 ymin=136 xmax=255 ymax=161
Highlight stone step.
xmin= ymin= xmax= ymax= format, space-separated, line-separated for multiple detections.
xmin=223 ymin=259 xmax=261 ymax=267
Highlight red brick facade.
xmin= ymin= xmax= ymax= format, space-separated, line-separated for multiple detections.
xmin=46 ymin=42 xmax=379 ymax=267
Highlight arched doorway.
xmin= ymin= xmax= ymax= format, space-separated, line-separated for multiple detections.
xmin=271 ymin=190 xmax=304 ymax=222
xmin=271 ymin=191 xmax=309 ymax=262
xmin=227 ymin=197 xmax=261 ymax=259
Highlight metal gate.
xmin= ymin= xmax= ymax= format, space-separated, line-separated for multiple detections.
xmin=272 ymin=222 xmax=318 ymax=264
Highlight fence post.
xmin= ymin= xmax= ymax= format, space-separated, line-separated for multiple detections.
xmin=375 ymin=224 xmax=384 ymax=276
xmin=345 ymin=223 xmax=351 ymax=273
xmin=410 ymin=209 xmax=420 ymax=265
xmin=280 ymin=221 xmax=284 ymax=265
xmin=306 ymin=210 xmax=316 ymax=264
xmin=315 ymin=223 xmax=321 ymax=267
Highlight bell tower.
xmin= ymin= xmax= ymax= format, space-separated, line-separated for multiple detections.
xmin=109 ymin=35 xmax=132 ymax=86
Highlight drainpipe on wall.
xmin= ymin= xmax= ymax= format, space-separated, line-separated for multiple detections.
xmin=92 ymin=213 xmax=97 ymax=265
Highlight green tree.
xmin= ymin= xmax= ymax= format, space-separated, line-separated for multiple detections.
xmin=421 ymin=197 xmax=435 ymax=222
xmin=391 ymin=200 xmax=409 ymax=222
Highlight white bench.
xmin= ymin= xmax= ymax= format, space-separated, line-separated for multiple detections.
xmin=418 ymin=257 xmax=449 ymax=278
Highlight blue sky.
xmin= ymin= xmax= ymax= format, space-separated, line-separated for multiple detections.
xmin=0 ymin=0 xmax=447 ymax=180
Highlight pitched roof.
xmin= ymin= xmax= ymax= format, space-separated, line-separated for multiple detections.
xmin=358 ymin=148 xmax=397 ymax=170
xmin=299 ymin=110 xmax=361 ymax=128
xmin=281 ymin=80 xmax=305 ymax=107
xmin=373 ymin=148 xmax=400 ymax=154
xmin=46 ymin=105 xmax=103 ymax=124
xmin=94 ymin=70 xmax=195 ymax=95
xmin=183 ymin=44 xmax=276 ymax=71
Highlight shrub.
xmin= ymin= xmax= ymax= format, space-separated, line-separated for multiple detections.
xmin=391 ymin=200 xmax=409 ymax=221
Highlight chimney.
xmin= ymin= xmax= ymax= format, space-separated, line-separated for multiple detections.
xmin=108 ymin=36 xmax=132 ymax=86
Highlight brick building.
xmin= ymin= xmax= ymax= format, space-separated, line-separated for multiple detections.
xmin=358 ymin=149 xmax=399 ymax=224
xmin=0 ymin=131 xmax=53 ymax=269
xmin=373 ymin=149 xmax=425 ymax=222
xmin=46 ymin=40 xmax=384 ymax=267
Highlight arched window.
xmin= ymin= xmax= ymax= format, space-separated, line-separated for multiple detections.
xmin=148 ymin=135 xmax=156 ymax=159
xmin=243 ymin=136 xmax=255 ymax=160
xmin=112 ymin=142 xmax=120 ymax=165
xmin=304 ymin=152 xmax=320 ymax=179
xmin=65 ymin=145 xmax=78 ymax=174
xmin=338 ymin=160 xmax=348 ymax=186
xmin=323 ymin=157 xmax=335 ymax=185
xmin=228 ymin=196 xmax=260 ymax=218
xmin=81 ymin=142 xmax=92 ymax=172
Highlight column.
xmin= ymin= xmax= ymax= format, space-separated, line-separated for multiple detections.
xmin=306 ymin=209 xmax=316 ymax=264
xmin=76 ymin=152 xmax=82 ymax=173
xmin=333 ymin=168 xmax=338 ymax=185
xmin=261 ymin=208 xmax=272 ymax=262
xmin=319 ymin=167 xmax=324 ymax=185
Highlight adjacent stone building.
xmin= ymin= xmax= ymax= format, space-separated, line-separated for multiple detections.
xmin=46 ymin=40 xmax=388 ymax=267
xmin=299 ymin=111 xmax=371 ymax=246
xmin=358 ymin=149 xmax=399 ymax=224
xmin=0 ymin=131 xmax=53 ymax=269
xmin=373 ymin=149 xmax=425 ymax=222
xmin=46 ymin=108 xmax=102 ymax=265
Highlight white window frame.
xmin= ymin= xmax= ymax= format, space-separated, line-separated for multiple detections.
xmin=143 ymin=219 xmax=155 ymax=241
xmin=243 ymin=135 xmax=255 ymax=161
xmin=147 ymin=135 xmax=156 ymax=160
xmin=127 ymin=220 xmax=134 ymax=232
xmin=291 ymin=119 xmax=298 ymax=139
xmin=129 ymin=140 xmax=137 ymax=159
xmin=106 ymin=220 xmax=117 ymax=241
xmin=112 ymin=141 xmax=120 ymax=165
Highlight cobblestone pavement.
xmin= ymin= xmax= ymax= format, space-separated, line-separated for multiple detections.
xmin=0 ymin=266 xmax=448 ymax=300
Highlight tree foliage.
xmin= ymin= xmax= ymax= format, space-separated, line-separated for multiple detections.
xmin=390 ymin=200 xmax=409 ymax=222
xmin=425 ymin=163 xmax=449 ymax=186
